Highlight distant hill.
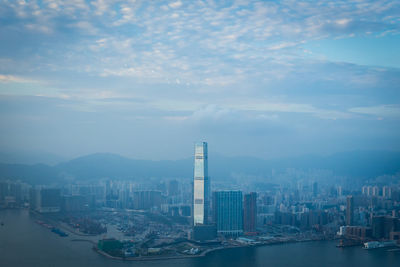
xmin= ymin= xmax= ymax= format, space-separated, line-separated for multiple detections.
xmin=0 ymin=163 xmax=60 ymax=185
xmin=56 ymin=153 xmax=192 ymax=180
xmin=0 ymin=151 xmax=399 ymax=185
xmin=0 ymin=151 xmax=67 ymax=166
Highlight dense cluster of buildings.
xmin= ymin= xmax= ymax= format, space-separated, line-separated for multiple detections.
xmin=191 ymin=142 xmax=400 ymax=243
xmin=1 ymin=142 xmax=400 ymax=246
xmin=0 ymin=181 xmax=30 ymax=208
xmin=338 ymin=188 xmax=400 ymax=242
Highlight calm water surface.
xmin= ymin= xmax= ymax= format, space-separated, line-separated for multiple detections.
xmin=1 ymin=209 xmax=399 ymax=267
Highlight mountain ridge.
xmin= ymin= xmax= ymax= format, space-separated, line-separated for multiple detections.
xmin=0 ymin=150 xmax=399 ymax=185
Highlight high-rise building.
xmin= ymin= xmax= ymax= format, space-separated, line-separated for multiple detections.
xmin=132 ymin=191 xmax=162 ymax=210
xmin=312 ymin=182 xmax=318 ymax=197
xmin=337 ymin=186 xmax=343 ymax=197
xmin=362 ymin=186 xmax=367 ymax=195
xmin=168 ymin=180 xmax=179 ymax=196
xmin=244 ymin=192 xmax=257 ymax=233
xmin=346 ymin=195 xmax=354 ymax=226
xmin=213 ymin=191 xmax=243 ymax=236
xmin=383 ymin=186 xmax=392 ymax=198
xmin=367 ymin=186 xmax=373 ymax=196
xmin=193 ymin=142 xmax=210 ymax=225
xmin=371 ymin=216 xmax=400 ymax=239
xmin=30 ymin=188 xmax=61 ymax=213
xmin=62 ymin=195 xmax=88 ymax=212
xmin=372 ymin=186 xmax=380 ymax=196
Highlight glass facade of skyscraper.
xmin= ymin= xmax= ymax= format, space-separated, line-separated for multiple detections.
xmin=213 ymin=190 xmax=243 ymax=236
xmin=346 ymin=195 xmax=354 ymax=226
xmin=193 ymin=142 xmax=209 ymax=225
xmin=244 ymin=192 xmax=257 ymax=233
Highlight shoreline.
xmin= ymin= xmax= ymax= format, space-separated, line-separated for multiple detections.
xmin=24 ymin=209 xmax=341 ymax=262
xmin=92 ymin=237 xmax=333 ymax=262
xmin=26 ymin=209 xmax=338 ymax=262
xmin=30 ymin=210 xmax=99 ymax=237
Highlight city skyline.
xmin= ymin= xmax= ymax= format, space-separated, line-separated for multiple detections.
xmin=1 ymin=140 xmax=400 ymax=265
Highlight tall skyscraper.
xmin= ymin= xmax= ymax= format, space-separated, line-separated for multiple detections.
xmin=372 ymin=186 xmax=380 ymax=196
xmin=244 ymin=192 xmax=257 ymax=233
xmin=312 ymin=182 xmax=318 ymax=197
xmin=346 ymin=195 xmax=354 ymax=226
xmin=362 ymin=186 xmax=368 ymax=195
xmin=383 ymin=186 xmax=391 ymax=198
xmin=193 ymin=142 xmax=209 ymax=225
xmin=213 ymin=190 xmax=243 ymax=236
xmin=337 ymin=186 xmax=342 ymax=197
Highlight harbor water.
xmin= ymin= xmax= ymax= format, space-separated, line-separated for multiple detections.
xmin=1 ymin=209 xmax=399 ymax=267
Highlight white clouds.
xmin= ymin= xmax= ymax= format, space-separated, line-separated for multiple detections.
xmin=100 ymin=67 xmax=161 ymax=79
xmin=113 ymin=4 xmax=138 ymax=26
xmin=25 ymin=23 xmax=53 ymax=34
xmin=0 ymin=74 xmax=35 ymax=83
xmin=227 ymin=102 xmax=317 ymax=114
xmin=0 ymin=0 xmax=399 ymax=121
xmin=169 ymin=1 xmax=182 ymax=9
xmin=171 ymin=13 xmax=179 ymax=19
xmin=336 ymin=18 xmax=352 ymax=26
xmin=190 ymin=104 xmax=233 ymax=121
xmin=148 ymin=99 xmax=355 ymax=123
xmin=41 ymin=0 xmax=89 ymax=14
xmin=0 ymin=0 xmax=399 ymax=160
xmin=221 ymin=101 xmax=352 ymax=121
xmin=350 ymin=105 xmax=400 ymax=118
xmin=72 ymin=21 xmax=98 ymax=34
xmin=268 ymin=42 xmax=302 ymax=51
xmin=2 ymin=0 xmax=397 ymax=81
xmin=91 ymin=0 xmax=108 ymax=16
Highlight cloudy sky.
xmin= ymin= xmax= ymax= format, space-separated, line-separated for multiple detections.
xmin=0 ymin=0 xmax=399 ymax=160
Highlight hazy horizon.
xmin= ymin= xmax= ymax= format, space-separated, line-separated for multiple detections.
xmin=2 ymin=147 xmax=400 ymax=166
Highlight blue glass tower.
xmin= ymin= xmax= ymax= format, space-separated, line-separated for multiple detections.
xmin=213 ymin=190 xmax=243 ymax=236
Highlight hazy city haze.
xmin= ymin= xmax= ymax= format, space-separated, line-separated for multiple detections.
xmin=0 ymin=0 xmax=399 ymax=161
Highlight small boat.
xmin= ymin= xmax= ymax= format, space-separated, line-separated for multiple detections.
xmin=51 ymin=228 xmax=69 ymax=237
xmin=363 ymin=241 xmax=397 ymax=249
